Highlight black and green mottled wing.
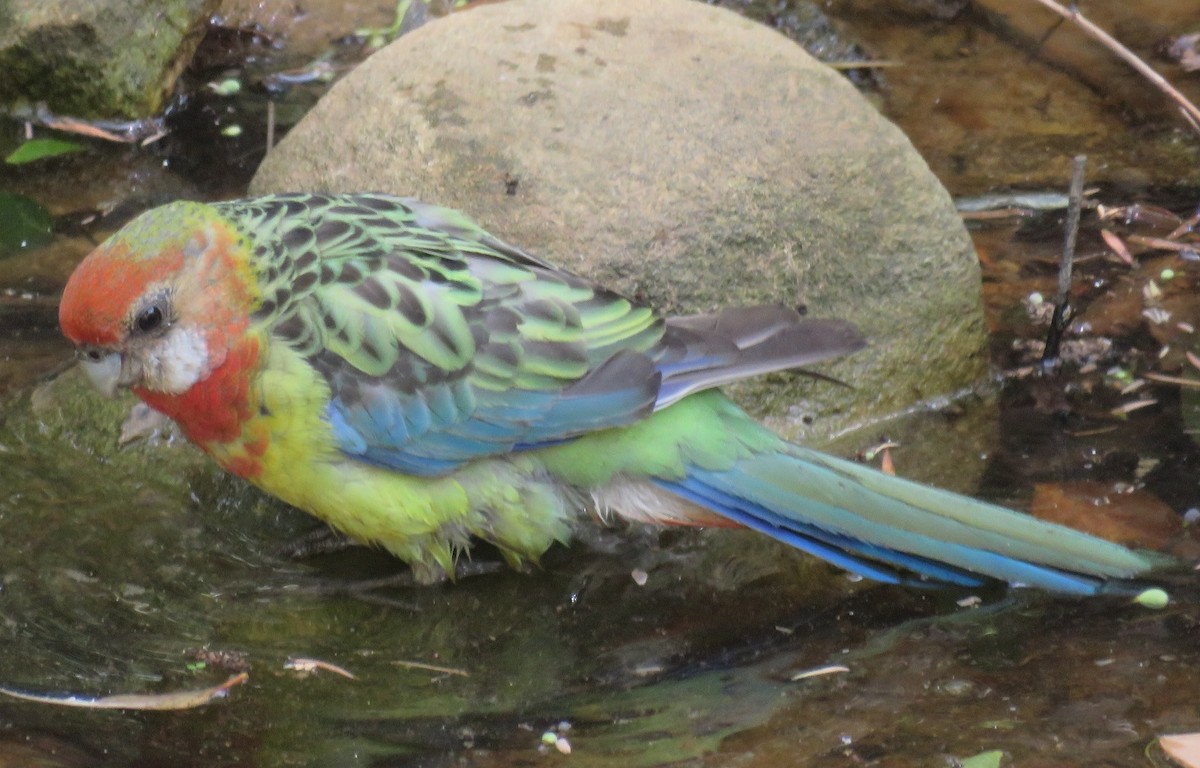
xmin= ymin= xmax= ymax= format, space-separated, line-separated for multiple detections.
xmin=217 ymin=193 xmax=864 ymax=476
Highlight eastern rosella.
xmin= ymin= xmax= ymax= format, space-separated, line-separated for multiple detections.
xmin=58 ymin=193 xmax=1165 ymax=595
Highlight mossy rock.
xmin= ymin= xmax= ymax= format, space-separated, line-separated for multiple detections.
xmin=0 ymin=0 xmax=216 ymax=118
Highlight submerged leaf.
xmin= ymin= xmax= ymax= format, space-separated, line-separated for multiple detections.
xmin=4 ymin=137 xmax=85 ymax=165
xmin=0 ymin=192 xmax=53 ymax=253
xmin=1030 ymin=480 xmax=1179 ymax=549
xmin=958 ymin=750 xmax=1004 ymax=768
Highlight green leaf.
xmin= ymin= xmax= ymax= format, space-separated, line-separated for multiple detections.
xmin=5 ymin=137 xmax=85 ymax=165
xmin=0 ymin=192 xmax=54 ymax=254
xmin=959 ymin=750 xmax=1004 ymax=768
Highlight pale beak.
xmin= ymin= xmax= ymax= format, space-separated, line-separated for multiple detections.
xmin=79 ymin=351 xmax=123 ymax=398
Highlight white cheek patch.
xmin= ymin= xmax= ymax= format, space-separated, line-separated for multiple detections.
xmin=143 ymin=327 xmax=211 ymax=393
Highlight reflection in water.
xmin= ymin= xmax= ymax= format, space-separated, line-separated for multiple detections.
xmin=1 ymin=369 xmax=1197 ymax=766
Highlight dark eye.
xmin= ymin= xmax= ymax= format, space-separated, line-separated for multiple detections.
xmin=135 ymin=304 xmax=164 ymax=334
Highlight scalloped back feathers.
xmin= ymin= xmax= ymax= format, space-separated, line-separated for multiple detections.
xmin=208 ymin=194 xmax=858 ymax=476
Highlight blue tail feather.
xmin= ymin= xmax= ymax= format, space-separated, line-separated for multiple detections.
xmin=658 ymin=475 xmax=984 ymax=588
xmin=656 ymin=450 xmax=1165 ymax=596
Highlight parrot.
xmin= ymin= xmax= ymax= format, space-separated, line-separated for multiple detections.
xmin=57 ymin=193 xmax=1168 ymax=596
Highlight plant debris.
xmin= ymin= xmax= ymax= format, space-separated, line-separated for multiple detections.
xmin=285 ymin=657 xmax=357 ymax=679
xmin=789 ymin=664 xmax=850 ymax=682
xmin=391 ymin=659 xmax=470 ymax=677
xmin=0 ymin=673 xmax=248 ymax=711
xmin=184 ymin=647 xmax=252 ymax=674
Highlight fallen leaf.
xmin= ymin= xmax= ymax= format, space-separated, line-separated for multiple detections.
xmin=1030 ymin=481 xmax=1179 ymax=549
xmin=1160 ymin=732 xmax=1200 ymax=768
xmin=4 ymin=137 xmax=85 ymax=165
xmin=958 ymin=750 xmax=1003 ymax=768
xmin=1100 ymin=228 xmax=1135 ymax=266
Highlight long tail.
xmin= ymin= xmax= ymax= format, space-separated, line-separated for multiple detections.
xmin=655 ymin=443 xmax=1169 ymax=596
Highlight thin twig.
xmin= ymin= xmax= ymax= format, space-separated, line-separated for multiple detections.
xmin=1042 ymin=155 xmax=1087 ymax=366
xmin=790 ymin=665 xmax=850 ymax=682
xmin=1127 ymin=234 xmax=1200 ymax=254
xmin=825 ymin=60 xmax=902 ymax=70
xmin=1025 ymin=0 xmax=1200 ymax=134
xmin=1058 ymin=155 xmax=1086 ymax=303
xmin=1143 ymin=371 xmax=1200 ymax=389
xmin=392 ymin=660 xmax=471 ymax=677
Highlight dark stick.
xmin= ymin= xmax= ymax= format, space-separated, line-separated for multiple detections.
xmin=1041 ymin=155 xmax=1086 ymax=367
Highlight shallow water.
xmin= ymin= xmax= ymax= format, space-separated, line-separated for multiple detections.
xmin=2 ymin=2 xmax=1200 ymax=766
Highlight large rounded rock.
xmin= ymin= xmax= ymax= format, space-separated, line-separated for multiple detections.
xmin=252 ymin=0 xmax=988 ymax=443
xmin=0 ymin=0 xmax=216 ymax=118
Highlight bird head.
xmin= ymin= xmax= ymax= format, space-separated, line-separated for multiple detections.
xmin=59 ymin=201 xmax=259 ymax=397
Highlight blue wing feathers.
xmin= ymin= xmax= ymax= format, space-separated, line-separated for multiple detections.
xmin=327 ymin=374 xmax=655 ymax=475
xmin=327 ymin=344 xmax=661 ymax=475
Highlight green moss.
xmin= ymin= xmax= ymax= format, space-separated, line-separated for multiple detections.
xmin=0 ymin=0 xmax=216 ymax=118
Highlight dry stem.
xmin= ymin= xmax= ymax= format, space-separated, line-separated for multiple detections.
xmin=1025 ymin=0 xmax=1200 ymax=134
